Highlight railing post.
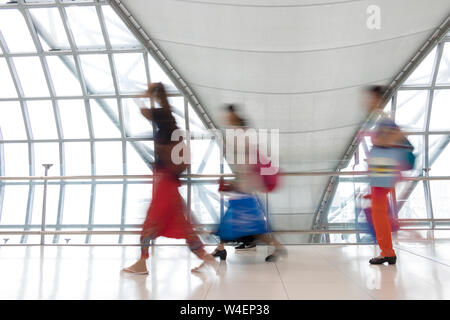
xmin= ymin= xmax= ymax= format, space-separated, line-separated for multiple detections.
xmin=41 ymin=164 xmax=53 ymax=245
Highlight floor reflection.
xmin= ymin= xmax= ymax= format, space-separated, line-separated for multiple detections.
xmin=1 ymin=241 xmax=450 ymax=299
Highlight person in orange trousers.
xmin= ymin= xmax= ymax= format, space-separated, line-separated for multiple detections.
xmin=364 ymin=86 xmax=411 ymax=265
xmin=370 ymin=187 xmax=396 ymax=259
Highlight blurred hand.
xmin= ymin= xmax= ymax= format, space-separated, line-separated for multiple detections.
xmin=139 ymin=83 xmax=159 ymax=99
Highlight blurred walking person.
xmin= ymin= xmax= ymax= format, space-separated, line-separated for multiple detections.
xmin=364 ymin=86 xmax=415 ymax=265
xmin=211 ymin=105 xmax=286 ymax=263
xmin=122 ymin=83 xmax=216 ymax=275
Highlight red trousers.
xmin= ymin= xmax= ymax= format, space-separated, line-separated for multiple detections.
xmin=140 ymin=169 xmax=203 ymax=259
xmin=371 ymin=186 xmax=396 ymax=257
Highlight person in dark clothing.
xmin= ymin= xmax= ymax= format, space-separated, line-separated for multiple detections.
xmin=122 ymin=83 xmax=216 ymax=275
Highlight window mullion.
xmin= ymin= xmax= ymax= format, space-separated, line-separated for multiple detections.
xmin=424 ymin=40 xmax=445 ymax=229
xmin=56 ymin=0 xmax=92 ymax=244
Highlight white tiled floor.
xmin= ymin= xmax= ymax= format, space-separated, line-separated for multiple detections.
xmin=1 ymin=241 xmax=450 ymax=299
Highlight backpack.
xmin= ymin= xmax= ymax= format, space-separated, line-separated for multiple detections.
xmin=254 ymin=151 xmax=280 ymax=192
xmin=397 ymin=137 xmax=416 ymax=171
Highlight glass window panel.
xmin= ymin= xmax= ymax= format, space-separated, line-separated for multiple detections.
xmin=114 ymin=53 xmax=147 ymax=93
xmin=58 ymin=99 xmax=89 ymax=138
xmin=34 ymin=142 xmax=60 ymax=174
xmin=79 ymin=54 xmax=114 ymax=94
xmin=404 ymin=47 xmax=436 ymax=86
xmin=0 ymin=58 xmax=17 ymax=98
xmin=326 ymin=181 xmax=364 ymax=224
xmin=192 ymin=184 xmax=220 ymax=224
xmin=342 ymin=140 xmax=370 ymax=172
xmin=121 ymin=234 xmax=140 ymax=244
xmin=64 ymin=142 xmax=91 ymax=175
xmin=126 ymin=141 xmax=153 ymax=175
xmin=61 ymin=184 xmax=91 ymax=224
xmin=46 ymin=56 xmax=82 ymax=96
xmin=122 ymin=98 xmax=152 ymax=138
xmin=102 ymin=6 xmax=140 ymax=48
xmin=125 ymin=183 xmax=151 ymax=225
xmin=168 ymin=96 xmax=186 ymax=131
xmin=23 ymin=235 xmax=41 ymax=245
xmin=0 ymin=9 xmax=36 ymax=53
xmin=191 ymin=139 xmax=221 ymax=174
xmin=50 ymin=234 xmax=87 ymax=244
xmin=29 ymin=8 xmax=70 ymax=51
xmin=429 ymin=134 xmax=450 ymax=176
xmin=94 ymin=141 xmax=123 ymax=175
xmin=436 ymin=42 xmax=450 ymax=85
xmin=224 ymin=161 xmax=232 ymax=174
xmin=3 ymin=143 xmax=29 ymax=176
xmin=26 ymin=100 xmax=58 ymax=139
xmin=31 ymin=184 xmax=59 ymax=225
xmin=429 ymin=90 xmax=450 ymax=131
xmin=188 ymin=103 xmax=207 ymax=133
xmin=179 ymin=184 xmax=187 ymax=201
xmin=0 ymin=235 xmax=23 ymax=246
xmin=65 ymin=6 xmax=105 ymax=50
xmin=89 ymin=234 xmax=119 ymax=244
xmin=147 ymin=54 xmax=177 ymax=92
xmin=0 ymin=101 xmax=27 ymax=140
xmin=396 ymin=181 xmax=427 ymax=219
xmin=0 ymin=185 xmax=29 ymax=225
xmin=172 ymin=113 xmax=186 ymax=135
xmin=430 ymin=181 xmax=450 ymax=218
xmin=13 ymin=57 xmax=50 ymax=97
xmin=90 ymin=99 xmax=121 ymax=138
xmin=395 ymin=90 xmax=428 ymax=131
xmin=93 ymin=184 xmax=122 ymax=224
xmin=169 ymin=97 xmax=184 ymax=115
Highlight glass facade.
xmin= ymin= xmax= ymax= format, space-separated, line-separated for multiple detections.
xmin=324 ymin=29 xmax=450 ymax=237
xmin=0 ymin=0 xmax=222 ymax=244
xmin=0 ymin=0 xmax=449 ymax=245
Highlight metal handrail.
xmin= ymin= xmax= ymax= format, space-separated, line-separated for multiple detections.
xmin=2 ymin=172 xmax=450 ymax=180
xmin=2 ymin=170 xmax=450 ymax=245
xmin=0 ymin=229 xmax=446 ymax=236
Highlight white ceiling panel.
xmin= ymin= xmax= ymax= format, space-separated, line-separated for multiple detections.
xmin=121 ymin=0 xmax=450 ymax=221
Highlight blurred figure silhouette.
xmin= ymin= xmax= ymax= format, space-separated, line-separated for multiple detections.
xmin=211 ymin=104 xmax=286 ymax=262
xmin=122 ymin=83 xmax=216 ymax=275
xmin=363 ymin=86 xmax=415 ymax=265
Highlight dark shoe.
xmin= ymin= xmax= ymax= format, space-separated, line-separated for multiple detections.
xmin=369 ymin=256 xmax=397 ymax=265
xmin=212 ymin=249 xmax=227 ymax=261
xmin=236 ymin=243 xmax=256 ymax=251
xmin=265 ymin=248 xmax=287 ymax=262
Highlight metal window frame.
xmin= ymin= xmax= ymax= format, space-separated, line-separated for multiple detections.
xmin=2 ymin=1 xmax=448 ymax=245
xmin=315 ymin=17 xmax=450 ymax=231
xmin=0 ymin=0 xmax=225 ymax=244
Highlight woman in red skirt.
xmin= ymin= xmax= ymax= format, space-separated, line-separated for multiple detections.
xmin=122 ymin=83 xmax=216 ymax=275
